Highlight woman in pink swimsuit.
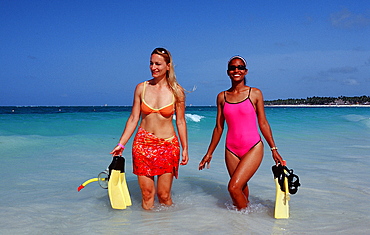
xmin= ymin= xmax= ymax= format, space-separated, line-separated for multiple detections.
xmin=199 ymin=56 xmax=284 ymax=210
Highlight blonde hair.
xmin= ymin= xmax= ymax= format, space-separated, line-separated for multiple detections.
xmin=151 ymin=48 xmax=184 ymax=103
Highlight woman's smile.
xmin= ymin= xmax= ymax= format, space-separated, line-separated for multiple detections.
xmin=150 ymin=54 xmax=169 ymax=79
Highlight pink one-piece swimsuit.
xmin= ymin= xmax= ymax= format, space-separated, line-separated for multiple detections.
xmin=223 ymin=88 xmax=261 ymax=158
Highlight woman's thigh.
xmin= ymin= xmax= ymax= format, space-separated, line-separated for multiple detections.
xmin=137 ymin=175 xmax=155 ymax=194
xmin=157 ymin=173 xmax=174 ymax=194
xmin=226 ymin=142 xmax=264 ymax=185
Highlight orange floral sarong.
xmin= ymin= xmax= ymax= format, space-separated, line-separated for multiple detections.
xmin=132 ymin=127 xmax=180 ymax=178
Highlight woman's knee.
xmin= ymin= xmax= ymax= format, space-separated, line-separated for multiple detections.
xmin=228 ymin=181 xmax=240 ymax=194
xmin=157 ymin=190 xmax=171 ymax=203
xmin=141 ymin=188 xmax=155 ymax=201
xmin=228 ymin=180 xmax=248 ymax=193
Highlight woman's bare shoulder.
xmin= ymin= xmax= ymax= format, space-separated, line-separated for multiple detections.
xmin=250 ymin=87 xmax=263 ymax=97
xmin=134 ymin=81 xmax=146 ymax=96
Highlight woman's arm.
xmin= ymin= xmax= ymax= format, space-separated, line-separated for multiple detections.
xmin=253 ymin=88 xmax=284 ymax=165
xmin=110 ymin=83 xmax=143 ymax=156
xmin=175 ymin=89 xmax=189 ymax=165
xmin=199 ymin=92 xmax=225 ymax=170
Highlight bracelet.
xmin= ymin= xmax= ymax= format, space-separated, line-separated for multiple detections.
xmin=118 ymin=143 xmax=125 ymax=149
xmin=270 ymin=146 xmax=278 ymax=151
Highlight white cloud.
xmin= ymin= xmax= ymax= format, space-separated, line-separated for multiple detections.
xmin=344 ymin=78 xmax=359 ymax=85
xmin=330 ymin=8 xmax=370 ymax=29
xmin=320 ymin=66 xmax=358 ymax=75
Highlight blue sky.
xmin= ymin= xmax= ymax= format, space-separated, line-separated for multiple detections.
xmin=1 ymin=0 xmax=369 ymax=106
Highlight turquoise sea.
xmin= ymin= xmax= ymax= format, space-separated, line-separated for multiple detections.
xmin=1 ymin=106 xmax=369 ymax=234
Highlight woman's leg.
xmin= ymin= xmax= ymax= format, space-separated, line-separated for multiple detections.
xmin=157 ymin=172 xmax=174 ymax=206
xmin=225 ymin=142 xmax=264 ymax=210
xmin=137 ymin=175 xmax=156 ymax=210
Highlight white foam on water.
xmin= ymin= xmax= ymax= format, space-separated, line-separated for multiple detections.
xmin=173 ymin=113 xmax=205 ymax=122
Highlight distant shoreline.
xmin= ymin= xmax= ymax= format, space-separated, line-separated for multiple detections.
xmin=263 ymin=95 xmax=370 ymax=107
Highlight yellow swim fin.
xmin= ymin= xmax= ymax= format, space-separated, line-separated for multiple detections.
xmin=273 ymin=161 xmax=290 ymax=219
xmin=108 ymin=169 xmax=126 ymax=209
xmin=121 ymin=172 xmax=132 ymax=206
xmin=108 ymin=156 xmax=131 ymax=209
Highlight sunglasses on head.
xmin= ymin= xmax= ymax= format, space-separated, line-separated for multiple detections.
xmin=228 ymin=65 xmax=246 ymax=71
xmin=156 ymin=48 xmax=168 ymax=54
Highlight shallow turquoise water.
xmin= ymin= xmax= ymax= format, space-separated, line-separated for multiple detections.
xmin=1 ymin=106 xmax=369 ymax=234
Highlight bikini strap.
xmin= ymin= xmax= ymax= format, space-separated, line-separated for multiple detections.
xmin=247 ymin=87 xmax=252 ymax=99
xmin=223 ymin=91 xmax=227 ymax=102
xmin=141 ymin=81 xmax=147 ymax=99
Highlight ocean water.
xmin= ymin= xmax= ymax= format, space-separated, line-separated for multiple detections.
xmin=1 ymin=106 xmax=369 ymax=234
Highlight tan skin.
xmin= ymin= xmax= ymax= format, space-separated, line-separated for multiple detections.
xmin=110 ymin=53 xmax=189 ymax=210
xmin=199 ymin=58 xmax=283 ymax=210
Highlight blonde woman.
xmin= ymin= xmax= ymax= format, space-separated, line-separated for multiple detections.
xmin=111 ymin=48 xmax=188 ymax=210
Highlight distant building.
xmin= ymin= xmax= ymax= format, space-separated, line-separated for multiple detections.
xmin=334 ymin=99 xmax=345 ymax=105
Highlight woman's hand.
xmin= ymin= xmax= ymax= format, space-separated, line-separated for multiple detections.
xmin=180 ymin=150 xmax=189 ymax=165
xmin=198 ymin=154 xmax=212 ymax=170
xmin=272 ymin=150 xmax=284 ymax=165
xmin=110 ymin=145 xmax=124 ymax=156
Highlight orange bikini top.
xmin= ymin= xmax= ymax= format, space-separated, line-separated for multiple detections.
xmin=141 ymin=82 xmax=175 ymax=117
